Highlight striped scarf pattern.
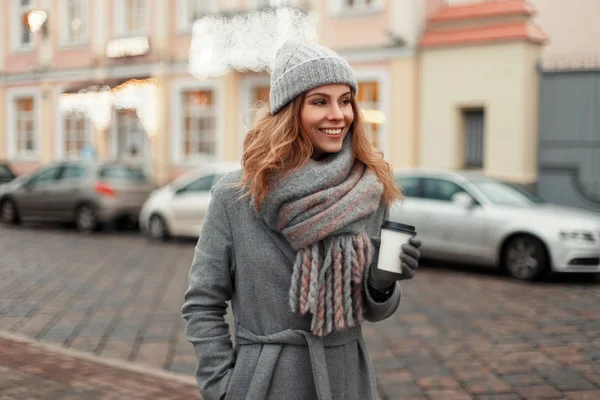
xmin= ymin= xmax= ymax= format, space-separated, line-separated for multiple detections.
xmin=258 ymin=134 xmax=384 ymax=336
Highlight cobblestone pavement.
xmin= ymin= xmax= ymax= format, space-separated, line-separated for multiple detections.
xmin=1 ymin=224 xmax=600 ymax=399
xmin=0 ymin=335 xmax=200 ymax=399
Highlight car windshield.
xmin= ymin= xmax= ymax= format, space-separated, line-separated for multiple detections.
xmin=470 ymin=180 xmax=545 ymax=206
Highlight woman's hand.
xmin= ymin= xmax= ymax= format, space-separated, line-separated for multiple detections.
xmin=368 ymin=236 xmax=422 ymax=293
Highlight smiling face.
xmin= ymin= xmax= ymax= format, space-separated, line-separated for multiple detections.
xmin=300 ymin=84 xmax=355 ymax=160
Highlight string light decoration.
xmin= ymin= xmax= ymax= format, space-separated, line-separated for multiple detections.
xmin=59 ymin=79 xmax=159 ymax=139
xmin=112 ymin=79 xmax=159 ymax=139
xmin=189 ymin=7 xmax=318 ymax=79
xmin=59 ymin=86 xmax=113 ymax=131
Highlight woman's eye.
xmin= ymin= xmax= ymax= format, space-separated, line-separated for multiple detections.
xmin=340 ymin=99 xmax=351 ymax=105
xmin=313 ymin=100 xmax=326 ymax=106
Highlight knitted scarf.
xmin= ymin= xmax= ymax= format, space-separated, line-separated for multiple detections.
xmin=257 ymin=134 xmax=384 ymax=337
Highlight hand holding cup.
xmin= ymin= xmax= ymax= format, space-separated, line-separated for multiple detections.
xmin=369 ymin=222 xmax=422 ymax=292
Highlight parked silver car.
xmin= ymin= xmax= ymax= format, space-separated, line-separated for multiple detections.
xmin=139 ymin=162 xmax=240 ymax=240
xmin=0 ymin=161 xmax=17 ymax=185
xmin=0 ymin=160 xmax=155 ymax=232
xmin=390 ymin=169 xmax=600 ymax=280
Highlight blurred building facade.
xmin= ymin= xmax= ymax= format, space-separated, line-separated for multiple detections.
xmin=424 ymin=0 xmax=600 ymax=211
xmin=0 ymin=0 xmax=598 ymax=192
xmin=0 ymin=0 xmax=425 ymax=184
xmin=420 ymin=0 xmax=547 ymax=187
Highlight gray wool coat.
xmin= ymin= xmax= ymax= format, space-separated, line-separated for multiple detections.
xmin=182 ymin=170 xmax=401 ymax=400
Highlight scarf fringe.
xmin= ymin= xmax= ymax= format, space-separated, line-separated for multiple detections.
xmin=289 ymin=232 xmax=372 ymax=337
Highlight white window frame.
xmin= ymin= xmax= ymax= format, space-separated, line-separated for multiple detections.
xmin=114 ymin=0 xmax=150 ymax=37
xmin=239 ymin=76 xmax=270 ymax=158
xmin=329 ymin=0 xmax=384 ymax=17
xmin=59 ymin=0 xmax=88 ymax=47
xmin=63 ymin=113 xmax=92 ymax=159
xmin=353 ymin=67 xmax=390 ymax=157
xmin=6 ymin=87 xmax=42 ymax=161
xmin=11 ymin=0 xmax=34 ymax=52
xmin=177 ymin=0 xmax=217 ymax=33
xmin=171 ymin=79 xmax=224 ymax=166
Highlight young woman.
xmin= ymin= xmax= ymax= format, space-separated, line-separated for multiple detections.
xmin=182 ymin=40 xmax=422 ymax=400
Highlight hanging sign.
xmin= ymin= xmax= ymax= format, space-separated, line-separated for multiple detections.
xmin=106 ymin=36 xmax=150 ymax=58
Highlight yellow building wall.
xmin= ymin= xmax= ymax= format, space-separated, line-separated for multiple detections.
xmin=40 ymin=83 xmax=55 ymax=163
xmin=315 ymin=0 xmax=391 ymax=50
xmin=221 ymin=71 xmax=242 ymax=162
xmin=0 ymin=87 xmax=5 ymax=159
xmin=388 ymin=57 xmax=420 ymax=170
xmin=522 ymin=42 xmax=543 ymax=183
xmin=419 ymin=41 xmax=543 ymax=184
xmin=152 ymin=70 xmax=172 ymax=186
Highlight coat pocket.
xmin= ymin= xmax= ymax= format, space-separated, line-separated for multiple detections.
xmin=224 ymin=344 xmax=263 ymax=400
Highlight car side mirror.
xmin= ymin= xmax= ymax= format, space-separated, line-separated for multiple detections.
xmin=451 ymin=192 xmax=475 ymax=208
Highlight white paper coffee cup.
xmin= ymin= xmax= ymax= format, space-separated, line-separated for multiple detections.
xmin=377 ymin=221 xmax=416 ymax=274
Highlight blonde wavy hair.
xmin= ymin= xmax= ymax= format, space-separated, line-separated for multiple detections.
xmin=239 ymin=92 xmax=402 ymax=211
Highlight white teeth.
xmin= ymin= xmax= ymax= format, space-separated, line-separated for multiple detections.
xmin=321 ymin=128 xmax=342 ymax=135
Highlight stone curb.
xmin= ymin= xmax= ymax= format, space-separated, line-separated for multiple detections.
xmin=0 ymin=330 xmax=197 ymax=388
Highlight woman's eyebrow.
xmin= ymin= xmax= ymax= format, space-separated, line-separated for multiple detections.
xmin=306 ymin=91 xmax=352 ymax=99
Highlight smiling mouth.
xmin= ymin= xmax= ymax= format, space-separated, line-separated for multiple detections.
xmin=319 ymin=128 xmax=344 ymax=136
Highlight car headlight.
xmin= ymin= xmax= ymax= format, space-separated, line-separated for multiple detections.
xmin=559 ymin=230 xmax=596 ymax=243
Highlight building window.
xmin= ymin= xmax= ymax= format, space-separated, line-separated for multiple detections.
xmin=247 ymin=84 xmax=270 ymax=127
xmin=121 ymin=0 xmax=148 ymax=36
xmin=343 ymin=0 xmax=377 ymax=11
xmin=13 ymin=0 xmax=33 ymax=50
xmin=356 ymin=81 xmax=382 ymax=149
xmin=463 ymin=109 xmax=485 ymax=168
xmin=116 ymin=109 xmax=146 ymax=164
xmin=14 ymin=97 xmax=37 ymax=157
xmin=62 ymin=0 xmax=87 ymax=45
xmin=182 ymin=90 xmax=216 ymax=159
xmin=331 ymin=0 xmax=382 ymax=15
xmin=345 ymin=0 xmax=374 ymax=7
xmin=179 ymin=0 xmax=216 ymax=31
xmin=252 ymin=86 xmax=270 ymax=108
xmin=255 ymin=0 xmax=291 ymax=8
xmin=63 ymin=113 xmax=90 ymax=158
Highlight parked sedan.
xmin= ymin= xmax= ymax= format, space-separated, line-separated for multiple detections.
xmin=139 ymin=162 xmax=240 ymax=240
xmin=0 ymin=160 xmax=155 ymax=232
xmin=390 ymin=169 xmax=600 ymax=280
xmin=0 ymin=161 xmax=17 ymax=185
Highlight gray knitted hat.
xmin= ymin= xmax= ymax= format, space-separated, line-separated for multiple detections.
xmin=269 ymin=40 xmax=358 ymax=115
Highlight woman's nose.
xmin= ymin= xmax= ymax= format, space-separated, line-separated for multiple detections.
xmin=327 ymin=104 xmax=344 ymax=120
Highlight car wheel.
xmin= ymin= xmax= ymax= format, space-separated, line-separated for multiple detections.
xmin=75 ymin=204 xmax=98 ymax=233
xmin=1 ymin=199 xmax=20 ymax=225
xmin=502 ymin=235 xmax=549 ymax=281
xmin=148 ymin=214 xmax=169 ymax=241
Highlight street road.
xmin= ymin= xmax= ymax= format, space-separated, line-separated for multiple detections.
xmin=1 ymin=224 xmax=599 ymax=399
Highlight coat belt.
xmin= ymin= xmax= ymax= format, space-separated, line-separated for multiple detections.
xmin=235 ymin=325 xmax=362 ymax=400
